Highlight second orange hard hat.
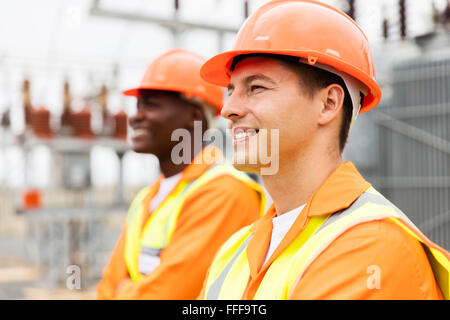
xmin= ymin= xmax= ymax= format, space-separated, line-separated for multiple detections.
xmin=123 ymin=49 xmax=224 ymax=111
xmin=200 ymin=0 xmax=382 ymax=114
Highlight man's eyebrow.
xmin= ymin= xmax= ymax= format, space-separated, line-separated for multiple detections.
xmin=244 ymin=74 xmax=277 ymax=85
xmin=227 ymin=73 xmax=276 ymax=93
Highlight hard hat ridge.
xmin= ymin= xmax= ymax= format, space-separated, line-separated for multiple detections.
xmin=123 ymin=48 xmax=224 ymax=112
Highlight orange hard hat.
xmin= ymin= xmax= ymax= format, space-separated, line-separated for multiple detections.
xmin=200 ymin=0 xmax=381 ymax=114
xmin=123 ymin=48 xmax=224 ymax=111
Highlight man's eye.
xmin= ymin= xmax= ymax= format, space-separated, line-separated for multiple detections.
xmin=141 ymin=100 xmax=157 ymax=108
xmin=250 ymin=85 xmax=265 ymax=92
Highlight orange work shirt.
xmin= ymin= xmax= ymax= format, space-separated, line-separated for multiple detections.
xmin=97 ymin=147 xmax=262 ymax=299
xmin=199 ymin=161 xmax=444 ymax=300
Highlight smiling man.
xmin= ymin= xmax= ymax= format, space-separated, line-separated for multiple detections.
xmin=198 ymin=0 xmax=449 ymax=300
xmin=96 ymin=49 xmax=265 ymax=300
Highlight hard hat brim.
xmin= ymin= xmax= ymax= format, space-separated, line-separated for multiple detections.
xmin=200 ymin=49 xmax=382 ymax=114
xmin=122 ymin=84 xmax=185 ymax=97
xmin=122 ymin=85 xmax=222 ymax=115
xmin=122 ymin=88 xmax=140 ymax=97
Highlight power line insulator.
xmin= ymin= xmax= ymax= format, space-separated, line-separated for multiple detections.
xmin=346 ymin=0 xmax=356 ymax=20
xmin=399 ymin=0 xmax=407 ymax=40
xmin=244 ymin=0 xmax=249 ymax=19
xmin=382 ymin=18 xmax=389 ymax=41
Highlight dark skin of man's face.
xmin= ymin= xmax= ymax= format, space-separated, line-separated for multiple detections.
xmin=128 ymin=90 xmax=205 ymax=175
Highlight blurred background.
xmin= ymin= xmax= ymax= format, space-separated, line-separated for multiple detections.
xmin=0 ymin=0 xmax=449 ymax=299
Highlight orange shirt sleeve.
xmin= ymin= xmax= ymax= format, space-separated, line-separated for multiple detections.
xmin=290 ymin=218 xmax=443 ymax=300
xmin=113 ymin=175 xmax=261 ymax=300
xmin=96 ymin=222 xmax=130 ymax=300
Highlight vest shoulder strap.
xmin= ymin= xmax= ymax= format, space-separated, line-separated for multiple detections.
xmin=205 ymin=225 xmax=253 ymax=300
xmin=126 ymin=186 xmax=151 ymax=222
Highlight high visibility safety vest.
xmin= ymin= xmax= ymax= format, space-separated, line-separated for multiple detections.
xmin=124 ymin=163 xmax=266 ymax=282
xmin=203 ymin=186 xmax=450 ymax=300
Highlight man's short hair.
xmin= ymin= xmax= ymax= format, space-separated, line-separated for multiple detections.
xmin=231 ymin=54 xmax=353 ymax=153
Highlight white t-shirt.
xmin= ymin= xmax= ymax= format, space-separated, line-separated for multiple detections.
xmin=262 ymin=203 xmax=306 ymax=266
xmin=138 ymin=172 xmax=183 ymax=275
xmin=149 ymin=172 xmax=183 ymax=213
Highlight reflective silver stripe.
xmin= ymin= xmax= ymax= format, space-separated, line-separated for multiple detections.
xmin=140 ymin=246 xmax=162 ymax=257
xmin=316 ymin=190 xmax=417 ymax=234
xmin=206 ymin=234 xmax=253 ymax=300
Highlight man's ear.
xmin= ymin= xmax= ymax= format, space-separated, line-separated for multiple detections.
xmin=192 ymin=105 xmax=204 ymax=122
xmin=317 ymin=84 xmax=345 ymax=126
xmin=186 ymin=104 xmax=205 ymax=131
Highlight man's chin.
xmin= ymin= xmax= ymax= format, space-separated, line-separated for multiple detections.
xmin=232 ymin=162 xmax=261 ymax=174
xmin=132 ymin=145 xmax=154 ymax=154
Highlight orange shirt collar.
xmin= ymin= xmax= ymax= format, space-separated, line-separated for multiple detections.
xmin=252 ymin=161 xmax=370 ymax=227
xmin=180 ymin=145 xmax=223 ymax=182
xmin=306 ymin=161 xmax=371 ymax=217
xmin=152 ymin=145 xmax=223 ymax=183
xmin=246 ymin=161 xmax=370 ymax=282
xmin=141 ymin=145 xmax=223 ymax=216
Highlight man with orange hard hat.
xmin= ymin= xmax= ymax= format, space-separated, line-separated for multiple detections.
xmin=198 ymin=0 xmax=449 ymax=299
xmin=97 ymin=49 xmax=265 ymax=299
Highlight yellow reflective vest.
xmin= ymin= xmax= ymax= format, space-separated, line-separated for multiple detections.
xmin=203 ymin=186 xmax=450 ymax=300
xmin=124 ymin=163 xmax=266 ymax=282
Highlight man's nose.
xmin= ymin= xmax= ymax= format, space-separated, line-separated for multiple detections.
xmin=128 ymin=104 xmax=144 ymax=127
xmin=220 ymin=96 xmax=247 ymax=121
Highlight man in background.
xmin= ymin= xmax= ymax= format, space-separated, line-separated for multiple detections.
xmin=97 ymin=49 xmax=265 ymax=299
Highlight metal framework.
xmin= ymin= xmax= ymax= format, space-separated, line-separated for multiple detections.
xmin=89 ymin=0 xmax=240 ymax=49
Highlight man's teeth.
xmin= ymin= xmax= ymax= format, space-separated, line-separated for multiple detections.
xmin=133 ymin=128 xmax=148 ymax=137
xmin=234 ymin=130 xmax=257 ymax=140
